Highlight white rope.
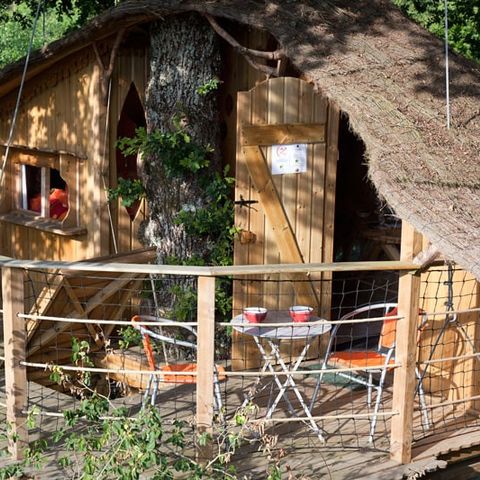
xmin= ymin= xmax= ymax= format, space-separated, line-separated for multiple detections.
xmin=102 ymin=78 xmax=119 ymax=254
xmin=444 ymin=0 xmax=451 ymax=129
xmin=0 ymin=0 xmax=45 ymax=188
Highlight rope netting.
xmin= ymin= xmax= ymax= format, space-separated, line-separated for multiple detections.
xmin=0 ymin=264 xmax=479 ymax=474
xmin=414 ymin=265 xmax=480 ymax=442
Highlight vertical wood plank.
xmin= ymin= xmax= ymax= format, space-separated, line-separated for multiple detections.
xmin=249 ymin=81 xmax=268 ymax=308
xmin=264 ymin=78 xmax=284 ymax=312
xmin=390 ymin=222 xmax=422 ymax=463
xmin=320 ymin=102 xmax=340 ymax=321
xmin=2 ymin=266 xmax=28 ymax=460
xmin=280 ymin=78 xmax=300 ymax=311
xmin=232 ymin=89 xmax=261 ymax=371
xmin=196 ymin=276 xmax=216 ymax=462
xmin=310 ymin=96 xmax=328 ymax=307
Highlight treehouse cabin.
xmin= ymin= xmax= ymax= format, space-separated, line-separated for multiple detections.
xmin=0 ymin=2 xmax=480 ymax=475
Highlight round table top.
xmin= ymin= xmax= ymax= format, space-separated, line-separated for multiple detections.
xmin=231 ymin=310 xmax=331 ymax=340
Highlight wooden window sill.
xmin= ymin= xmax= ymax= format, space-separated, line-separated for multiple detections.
xmin=0 ymin=211 xmax=87 ymax=237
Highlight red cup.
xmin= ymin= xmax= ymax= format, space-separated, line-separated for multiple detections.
xmin=289 ymin=306 xmax=313 ymax=323
xmin=243 ymin=307 xmax=267 ymax=323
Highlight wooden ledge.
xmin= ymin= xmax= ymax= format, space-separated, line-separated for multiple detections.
xmin=0 ymin=211 xmax=87 ymax=237
xmin=0 ymin=143 xmax=87 ymax=160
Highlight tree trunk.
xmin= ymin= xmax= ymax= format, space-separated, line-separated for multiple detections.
xmin=142 ymin=13 xmax=221 ymax=263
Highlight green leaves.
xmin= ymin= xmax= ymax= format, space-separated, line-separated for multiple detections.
xmin=107 ymin=178 xmax=145 ymax=208
xmin=393 ymin=0 xmax=480 ymax=63
xmin=0 ymin=2 xmax=81 ymax=69
xmin=118 ymin=325 xmax=142 ymax=350
xmin=117 ymin=126 xmax=211 ymax=179
xmin=196 ymin=78 xmax=222 ymax=96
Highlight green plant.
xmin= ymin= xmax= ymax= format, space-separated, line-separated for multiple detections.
xmin=393 ymin=0 xmax=480 ymax=63
xmin=107 ymin=177 xmax=145 ymax=208
xmin=0 ymin=393 xmax=282 ymax=480
xmin=118 ymin=325 xmax=142 ymax=349
xmin=196 ymin=78 xmax=222 ymax=96
xmin=117 ymin=124 xmax=212 ymax=179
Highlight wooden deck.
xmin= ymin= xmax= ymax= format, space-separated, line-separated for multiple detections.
xmin=1 ymin=369 xmax=479 ymax=479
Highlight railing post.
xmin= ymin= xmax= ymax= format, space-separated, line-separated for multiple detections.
xmin=390 ymin=223 xmax=422 ymax=463
xmin=2 ymin=266 xmax=28 ymax=460
xmin=196 ymin=276 xmax=216 ymax=462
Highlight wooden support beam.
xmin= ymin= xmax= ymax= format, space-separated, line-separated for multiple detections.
xmin=84 ymin=273 xmax=137 ymax=315
xmin=196 ymin=276 xmax=216 ymax=463
xmin=2 ymin=266 xmax=28 ymax=460
xmin=390 ymin=222 xmax=422 ymax=463
xmin=243 ymin=145 xmax=319 ymax=307
xmin=26 ymin=273 xmax=64 ymax=341
xmin=241 ymin=123 xmax=325 ymax=146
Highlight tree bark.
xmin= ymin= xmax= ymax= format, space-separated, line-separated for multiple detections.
xmin=142 ymin=13 xmax=221 ymax=263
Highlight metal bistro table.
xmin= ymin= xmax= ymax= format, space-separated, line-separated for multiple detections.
xmin=232 ymin=311 xmax=331 ymax=442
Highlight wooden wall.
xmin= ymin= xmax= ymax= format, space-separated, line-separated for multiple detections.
xmin=0 ymin=51 xmax=96 ymax=261
xmin=0 ymin=39 xmax=149 ymax=261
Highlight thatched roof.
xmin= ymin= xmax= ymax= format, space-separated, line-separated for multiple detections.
xmin=1 ymin=0 xmax=479 ymax=278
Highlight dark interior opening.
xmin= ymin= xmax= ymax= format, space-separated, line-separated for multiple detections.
xmin=334 ymin=113 xmax=401 ymax=263
xmin=332 ymin=114 xmax=401 ymax=346
xmin=116 ymin=82 xmax=147 ymax=220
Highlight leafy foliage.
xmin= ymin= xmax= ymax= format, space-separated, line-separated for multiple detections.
xmin=393 ymin=0 xmax=480 ymax=62
xmin=117 ymin=125 xmax=212 ymax=179
xmin=0 ymin=0 xmax=112 ymax=30
xmin=107 ymin=177 xmax=145 ymax=208
xmin=0 ymin=395 xmax=280 ymax=479
xmin=0 ymin=2 xmax=80 ymax=68
xmin=196 ymin=78 xmax=222 ymax=96
xmin=118 ymin=325 xmax=143 ymax=349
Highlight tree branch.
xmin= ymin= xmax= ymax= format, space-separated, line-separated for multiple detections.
xmin=92 ymin=29 xmax=126 ymax=105
xmin=92 ymin=42 xmax=105 ymax=71
xmin=106 ymin=28 xmax=126 ymax=79
xmin=243 ymin=54 xmax=277 ymax=77
xmin=204 ymin=13 xmax=285 ymax=62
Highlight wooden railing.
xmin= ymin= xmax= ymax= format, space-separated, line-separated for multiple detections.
xmin=0 ymin=256 xmax=424 ymax=463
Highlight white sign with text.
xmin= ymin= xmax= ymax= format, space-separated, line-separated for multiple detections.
xmin=271 ymin=144 xmax=307 ymax=175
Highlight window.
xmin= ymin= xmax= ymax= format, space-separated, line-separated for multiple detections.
xmin=21 ymin=165 xmax=69 ymax=220
xmin=0 ymin=145 xmax=86 ymax=236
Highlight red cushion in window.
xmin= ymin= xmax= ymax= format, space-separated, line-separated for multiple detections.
xmin=29 ymin=195 xmax=41 ymax=213
xmin=49 ymin=189 xmax=68 ymax=220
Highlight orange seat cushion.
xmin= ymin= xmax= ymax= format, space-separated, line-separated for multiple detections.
xmin=329 ymin=351 xmax=395 ymax=369
xmin=160 ymin=363 xmax=226 ymax=384
xmin=49 ymin=188 xmax=69 ymax=220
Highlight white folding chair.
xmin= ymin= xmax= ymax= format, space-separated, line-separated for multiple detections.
xmin=310 ymin=303 xmax=430 ymax=443
xmin=131 ymin=314 xmax=224 ymax=416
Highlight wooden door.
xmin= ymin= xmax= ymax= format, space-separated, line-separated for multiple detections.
xmin=232 ymin=77 xmax=340 ymax=369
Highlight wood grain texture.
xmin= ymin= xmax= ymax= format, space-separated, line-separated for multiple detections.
xmin=390 ymin=222 xmax=423 ymax=463
xmin=241 ymin=123 xmax=325 ymax=146
xmin=2 ymin=267 xmax=28 ymax=459
xmin=232 ymin=78 xmax=336 ymax=368
xmin=196 ymin=276 xmax=216 ymax=462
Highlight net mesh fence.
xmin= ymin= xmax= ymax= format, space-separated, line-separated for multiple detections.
xmin=0 ymin=263 xmax=478 ymax=476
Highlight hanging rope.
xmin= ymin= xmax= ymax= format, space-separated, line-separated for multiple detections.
xmin=0 ymin=0 xmax=45 ymax=189
xmin=444 ymin=0 xmax=451 ymax=129
xmin=101 ymin=78 xmax=119 ymax=255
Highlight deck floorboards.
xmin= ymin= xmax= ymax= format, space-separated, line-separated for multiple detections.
xmin=0 ymin=368 xmax=478 ymax=479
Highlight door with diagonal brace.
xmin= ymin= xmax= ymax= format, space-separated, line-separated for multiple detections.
xmin=232 ymin=77 xmax=340 ymax=370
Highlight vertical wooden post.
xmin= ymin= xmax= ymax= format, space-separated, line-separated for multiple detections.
xmin=196 ymin=276 xmax=216 ymax=462
xmin=390 ymin=222 xmax=422 ymax=463
xmin=2 ymin=266 xmax=28 ymax=460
